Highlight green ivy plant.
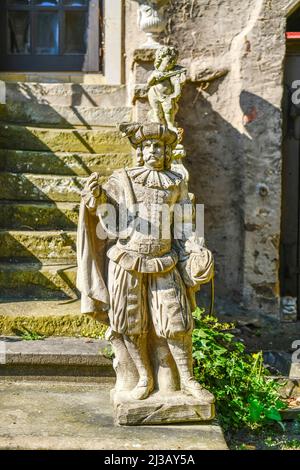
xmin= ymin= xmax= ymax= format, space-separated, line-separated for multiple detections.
xmin=192 ymin=307 xmax=286 ymax=430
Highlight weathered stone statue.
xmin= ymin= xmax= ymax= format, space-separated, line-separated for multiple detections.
xmin=134 ymin=0 xmax=170 ymax=48
xmin=147 ymin=46 xmax=187 ymax=133
xmin=77 ymin=121 xmax=215 ymax=425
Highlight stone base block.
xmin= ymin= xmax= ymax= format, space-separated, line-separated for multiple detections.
xmin=113 ymin=390 xmax=215 ymax=426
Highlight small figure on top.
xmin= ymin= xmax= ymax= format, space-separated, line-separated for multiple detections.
xmin=147 ymin=46 xmax=187 ymax=133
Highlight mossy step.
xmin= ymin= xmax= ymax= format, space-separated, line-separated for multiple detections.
xmin=0 ymin=300 xmax=106 ymax=337
xmin=0 ymin=201 xmax=79 ymax=230
xmin=0 ymin=230 xmax=77 ymax=262
xmin=0 ymin=149 xmax=133 ymax=176
xmin=0 ymin=124 xmax=131 ymax=153
xmin=0 ymin=172 xmax=98 ymax=202
xmin=0 ymin=262 xmax=77 ymax=300
xmin=5 ymin=83 xmax=127 ymax=107
xmin=0 ymin=103 xmax=132 ymax=127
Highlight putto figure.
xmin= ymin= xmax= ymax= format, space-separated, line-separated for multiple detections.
xmin=77 ymin=122 xmax=215 ymax=425
xmin=148 ymin=46 xmax=187 ymax=133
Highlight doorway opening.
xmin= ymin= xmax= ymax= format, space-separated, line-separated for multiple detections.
xmin=280 ymin=7 xmax=300 ymax=320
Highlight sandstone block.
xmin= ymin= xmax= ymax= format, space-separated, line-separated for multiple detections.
xmin=0 ymin=124 xmax=131 ymax=153
xmin=0 ymin=202 xmax=79 ymax=230
xmin=113 ymin=390 xmax=215 ymax=426
xmin=0 ymin=103 xmax=132 ymax=127
xmin=0 ymin=263 xmax=77 ymax=300
xmin=0 ymin=230 xmax=77 ymax=262
xmin=1 ymin=150 xmax=133 ymax=176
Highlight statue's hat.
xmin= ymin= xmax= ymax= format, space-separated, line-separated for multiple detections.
xmin=119 ymin=122 xmax=178 ymax=148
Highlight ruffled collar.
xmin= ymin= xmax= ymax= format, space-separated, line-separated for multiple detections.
xmin=127 ymin=167 xmax=183 ymax=189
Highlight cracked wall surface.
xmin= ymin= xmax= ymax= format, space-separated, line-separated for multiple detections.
xmin=124 ymin=0 xmax=296 ymax=318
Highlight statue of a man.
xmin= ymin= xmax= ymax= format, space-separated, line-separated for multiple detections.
xmin=77 ymin=123 xmax=214 ymax=416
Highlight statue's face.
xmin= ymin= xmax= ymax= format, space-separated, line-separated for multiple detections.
xmin=157 ymin=55 xmax=176 ymax=72
xmin=142 ymin=139 xmax=165 ymax=171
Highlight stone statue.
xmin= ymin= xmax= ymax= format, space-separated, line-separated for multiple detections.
xmin=77 ymin=122 xmax=215 ymax=425
xmin=147 ymin=46 xmax=187 ymax=133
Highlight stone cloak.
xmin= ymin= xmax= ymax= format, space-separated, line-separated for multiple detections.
xmin=76 ymin=192 xmax=110 ymax=324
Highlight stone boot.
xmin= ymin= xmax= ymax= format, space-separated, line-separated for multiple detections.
xmin=168 ymin=335 xmax=215 ymax=404
xmin=124 ymin=334 xmax=154 ymax=400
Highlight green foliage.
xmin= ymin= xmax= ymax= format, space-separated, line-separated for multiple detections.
xmin=16 ymin=327 xmax=46 ymax=341
xmin=192 ymin=307 xmax=286 ymax=430
xmin=282 ymin=438 xmax=300 ymax=449
xmin=102 ymin=346 xmax=114 ymax=359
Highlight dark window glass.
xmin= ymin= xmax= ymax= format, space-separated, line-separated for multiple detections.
xmin=7 ymin=1 xmax=30 ymax=5
xmin=35 ymin=12 xmax=59 ymax=54
xmin=63 ymin=1 xmax=87 ymax=5
xmin=287 ymin=11 xmax=300 ymax=31
xmin=34 ymin=1 xmax=58 ymax=5
xmin=64 ymin=11 xmax=86 ymax=53
xmin=8 ymin=11 xmax=30 ymax=54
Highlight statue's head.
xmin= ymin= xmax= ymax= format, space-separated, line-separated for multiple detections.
xmin=154 ymin=46 xmax=178 ymax=72
xmin=119 ymin=122 xmax=177 ymax=171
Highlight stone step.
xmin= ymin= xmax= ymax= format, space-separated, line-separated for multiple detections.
xmin=0 ymin=103 xmax=132 ymax=127
xmin=0 ymin=299 xmax=106 ymax=338
xmin=264 ymin=351 xmax=300 ymax=379
xmin=0 ymin=149 xmax=132 ymax=176
xmin=4 ymin=83 xmax=127 ymax=107
xmin=0 ymin=336 xmax=113 ymax=379
xmin=0 ymin=230 xmax=76 ymax=263
xmin=0 ymin=262 xmax=77 ymax=300
xmin=0 ymin=172 xmax=96 ymax=202
xmin=0 ymin=380 xmax=228 ymax=450
xmin=0 ymin=201 xmax=79 ymax=230
xmin=0 ymin=124 xmax=130 ymax=153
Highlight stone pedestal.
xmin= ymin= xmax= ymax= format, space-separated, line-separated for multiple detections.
xmin=131 ymin=48 xmax=156 ymax=121
xmin=112 ymin=390 xmax=215 ymax=426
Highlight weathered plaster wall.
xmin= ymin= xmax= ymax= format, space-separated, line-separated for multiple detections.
xmin=124 ymin=0 xmax=295 ymax=318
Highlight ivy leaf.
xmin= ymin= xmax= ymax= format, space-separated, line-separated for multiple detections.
xmin=265 ymin=407 xmax=282 ymax=422
xmin=249 ymin=398 xmax=264 ymax=422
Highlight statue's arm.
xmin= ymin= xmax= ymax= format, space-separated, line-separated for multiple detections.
xmin=147 ymin=72 xmax=157 ymax=87
xmin=81 ymin=173 xmax=102 ymax=214
xmin=170 ymin=68 xmax=187 ymax=100
xmin=147 ymin=70 xmax=167 ymax=87
xmin=172 ymin=182 xmax=194 ymax=259
xmin=173 ymin=182 xmax=214 ymax=288
xmin=81 ymin=172 xmax=120 ymax=214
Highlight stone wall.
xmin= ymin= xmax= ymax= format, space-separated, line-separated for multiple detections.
xmin=124 ymin=0 xmax=299 ymax=318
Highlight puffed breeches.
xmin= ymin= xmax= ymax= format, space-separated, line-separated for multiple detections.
xmin=108 ymin=260 xmax=193 ymax=339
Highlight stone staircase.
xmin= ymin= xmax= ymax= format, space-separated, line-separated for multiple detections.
xmin=0 ymin=83 xmax=132 ymax=334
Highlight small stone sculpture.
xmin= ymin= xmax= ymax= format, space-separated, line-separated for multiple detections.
xmin=147 ymin=46 xmax=187 ymax=133
xmin=134 ymin=0 xmax=170 ymax=48
xmin=77 ymin=122 xmax=215 ymax=425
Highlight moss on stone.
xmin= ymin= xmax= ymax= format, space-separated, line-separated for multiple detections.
xmin=0 ymin=202 xmax=79 ymax=231
xmin=0 ymin=314 xmax=107 ymax=338
xmin=0 ymin=124 xmax=131 ymax=153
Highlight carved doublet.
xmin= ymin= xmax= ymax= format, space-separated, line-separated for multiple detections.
xmin=103 ymin=167 xmax=184 ymax=258
xmin=117 ymin=181 xmax=179 ymax=257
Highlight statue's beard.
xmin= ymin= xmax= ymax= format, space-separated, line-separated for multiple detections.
xmin=144 ymin=163 xmax=164 ymax=171
xmin=143 ymin=157 xmax=165 ymax=171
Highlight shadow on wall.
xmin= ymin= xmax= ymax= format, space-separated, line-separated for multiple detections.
xmin=176 ymin=83 xmax=282 ymax=313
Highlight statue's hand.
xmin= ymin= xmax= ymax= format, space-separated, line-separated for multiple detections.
xmin=185 ymin=234 xmax=205 ymax=254
xmin=87 ymin=172 xmax=101 ymax=198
